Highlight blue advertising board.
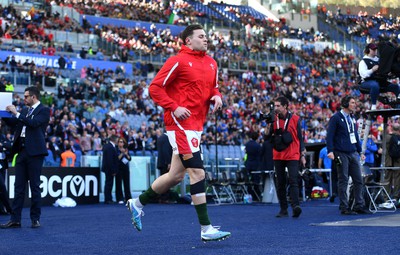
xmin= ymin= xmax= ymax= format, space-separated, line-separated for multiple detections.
xmin=7 ymin=167 xmax=100 ymax=206
xmin=0 ymin=51 xmax=133 ymax=75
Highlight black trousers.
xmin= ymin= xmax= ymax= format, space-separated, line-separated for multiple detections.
xmin=12 ymin=149 xmax=44 ymax=222
xmin=274 ymin=160 xmax=300 ymax=210
xmin=335 ymin=151 xmax=364 ymax=210
xmin=0 ymin=170 xmax=12 ymax=213
xmin=104 ymin=173 xmax=116 ymax=202
xmin=115 ymin=168 xmax=131 ymax=202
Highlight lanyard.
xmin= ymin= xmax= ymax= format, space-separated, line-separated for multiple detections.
xmin=341 ymin=110 xmax=354 ymax=133
xmin=277 ymin=113 xmax=290 ymax=130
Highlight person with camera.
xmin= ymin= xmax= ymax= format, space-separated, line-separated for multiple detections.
xmin=358 ymin=43 xmax=400 ymax=110
xmin=326 ymin=96 xmax=368 ymax=215
xmin=268 ymin=96 xmax=306 ymax=218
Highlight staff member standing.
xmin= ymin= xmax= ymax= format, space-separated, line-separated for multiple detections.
xmin=1 ymin=86 xmax=50 ymax=228
xmin=270 ymin=96 xmax=306 ymax=218
xmin=326 ymin=96 xmax=367 ymax=215
xmin=102 ymin=135 xmax=119 ymax=204
xmin=244 ymin=132 xmax=262 ymax=200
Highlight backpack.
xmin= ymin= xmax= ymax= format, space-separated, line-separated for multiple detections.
xmin=388 ymin=134 xmax=400 ymax=161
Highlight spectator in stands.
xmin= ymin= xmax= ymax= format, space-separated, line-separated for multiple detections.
xmin=115 ymin=137 xmax=132 ymax=204
xmin=57 ymin=83 xmax=67 ymax=99
xmin=64 ymin=41 xmax=73 ymax=52
xmin=79 ymin=47 xmax=87 ymax=59
xmin=66 ymin=44 xmax=74 ymax=52
xmin=126 ymin=24 xmax=230 ymax=241
xmin=73 ymin=85 xmax=85 ymax=100
xmin=360 ymin=130 xmax=380 ymax=182
xmin=79 ymin=130 xmax=93 ymax=155
xmin=47 ymin=44 xmax=56 ymax=56
xmin=92 ymin=131 xmax=103 ymax=155
xmin=120 ymin=49 xmax=128 ymax=63
xmin=87 ymin=82 xmax=98 ymax=100
xmin=41 ymin=46 xmax=48 ymax=55
xmin=269 ymin=96 xmax=305 ymax=218
xmin=9 ymin=56 xmax=17 ymax=73
xmin=4 ymin=80 xmax=14 ymax=92
xmin=60 ymin=143 xmax=76 ymax=167
xmin=102 ymin=114 xmax=112 ymax=130
xmin=111 ymin=51 xmax=121 ymax=62
xmin=66 ymin=56 xmax=73 ymax=69
xmin=58 ymin=55 xmax=66 ymax=69
xmin=80 ymin=66 xmax=87 ymax=79
xmin=358 ymin=43 xmax=400 ymax=110
xmin=96 ymin=48 xmax=104 ymax=60
xmin=48 ymin=136 xmax=62 ymax=163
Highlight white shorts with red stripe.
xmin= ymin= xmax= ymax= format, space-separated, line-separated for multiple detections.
xmin=166 ymin=130 xmax=202 ymax=155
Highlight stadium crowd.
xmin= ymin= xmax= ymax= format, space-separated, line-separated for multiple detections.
xmin=320 ymin=5 xmax=400 ymax=42
xmin=0 ymin=1 xmax=399 ymax=168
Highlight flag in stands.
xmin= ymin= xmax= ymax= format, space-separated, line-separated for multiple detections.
xmin=168 ymin=11 xmax=179 ymax=24
xmin=28 ymin=6 xmax=35 ymax=17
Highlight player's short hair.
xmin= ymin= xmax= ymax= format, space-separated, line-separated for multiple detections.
xmin=180 ymin=24 xmax=204 ymax=45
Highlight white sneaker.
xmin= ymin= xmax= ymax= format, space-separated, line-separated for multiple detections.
xmin=379 ymin=201 xmax=394 ymax=209
xmin=126 ymin=198 xmax=144 ymax=231
xmin=201 ymin=226 xmax=231 ymax=242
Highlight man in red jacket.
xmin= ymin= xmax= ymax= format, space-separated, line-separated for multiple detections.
xmin=270 ymin=96 xmax=306 ymax=218
xmin=126 ymin=24 xmax=230 ymax=242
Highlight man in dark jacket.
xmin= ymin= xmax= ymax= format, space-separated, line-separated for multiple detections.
xmin=327 ymin=96 xmax=367 ymax=215
xmin=58 ymin=55 xmax=66 ymax=69
xmin=244 ymin=132 xmax=262 ymax=200
xmin=101 ymin=135 xmax=119 ymax=204
xmin=1 ymin=86 xmax=50 ymax=228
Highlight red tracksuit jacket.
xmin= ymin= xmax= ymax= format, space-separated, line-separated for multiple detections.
xmin=149 ymin=45 xmax=222 ymax=131
xmin=273 ymin=113 xmax=303 ymax=161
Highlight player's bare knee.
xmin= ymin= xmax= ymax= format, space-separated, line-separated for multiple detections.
xmin=174 ymin=173 xmax=185 ymax=184
xmin=168 ymin=171 xmax=185 ymax=184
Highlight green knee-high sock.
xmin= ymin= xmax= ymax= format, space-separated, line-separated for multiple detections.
xmin=194 ymin=203 xmax=211 ymax=226
xmin=138 ymin=186 xmax=159 ymax=205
